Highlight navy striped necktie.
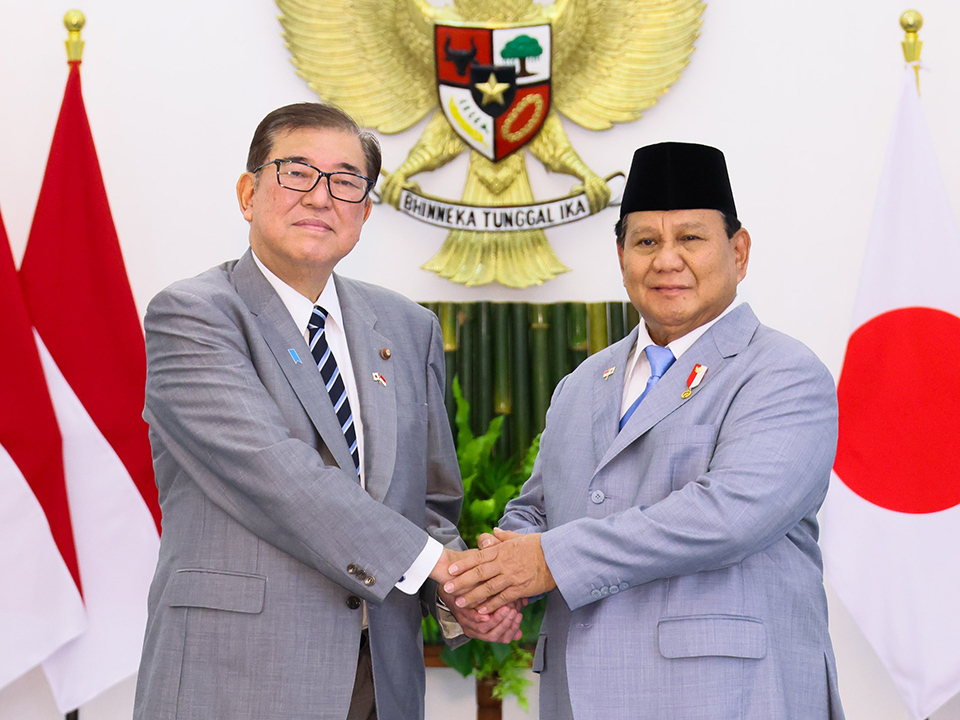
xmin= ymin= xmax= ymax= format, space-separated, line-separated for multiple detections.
xmin=619 ymin=344 xmax=676 ymax=431
xmin=306 ymin=306 xmax=360 ymax=475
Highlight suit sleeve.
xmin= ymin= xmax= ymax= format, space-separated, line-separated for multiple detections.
xmin=499 ymin=376 xmax=568 ymax=534
xmin=536 ymin=345 xmax=838 ymax=611
xmin=420 ymin=314 xmax=465 ymax=550
xmin=144 ymin=285 xmax=431 ymax=604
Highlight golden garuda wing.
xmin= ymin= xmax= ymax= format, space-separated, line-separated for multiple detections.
xmin=546 ymin=0 xmax=705 ymax=130
xmin=276 ymin=0 xmax=443 ymax=133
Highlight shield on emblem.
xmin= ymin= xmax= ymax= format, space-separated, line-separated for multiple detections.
xmin=435 ymin=23 xmax=551 ymax=162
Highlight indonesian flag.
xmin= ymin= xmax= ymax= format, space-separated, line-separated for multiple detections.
xmin=821 ymin=66 xmax=960 ymax=720
xmin=18 ymin=60 xmax=161 ymax=712
xmin=0 ymin=207 xmax=85 ymax=691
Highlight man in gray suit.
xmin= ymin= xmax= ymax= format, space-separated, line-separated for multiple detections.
xmin=133 ymin=103 xmax=519 ymax=720
xmin=445 ymin=143 xmax=845 ymax=719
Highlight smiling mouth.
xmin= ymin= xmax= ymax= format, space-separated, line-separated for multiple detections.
xmin=651 ymin=286 xmax=690 ymax=293
xmin=294 ymin=219 xmax=332 ymax=231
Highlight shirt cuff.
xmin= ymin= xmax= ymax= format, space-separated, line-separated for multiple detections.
xmin=394 ymin=537 xmax=444 ymax=594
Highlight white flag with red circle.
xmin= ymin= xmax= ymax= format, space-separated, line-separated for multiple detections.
xmin=820 ymin=67 xmax=960 ymax=720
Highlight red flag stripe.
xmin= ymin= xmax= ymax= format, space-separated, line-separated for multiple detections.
xmin=19 ymin=62 xmax=160 ymax=532
xmin=0 ymin=207 xmax=82 ymax=592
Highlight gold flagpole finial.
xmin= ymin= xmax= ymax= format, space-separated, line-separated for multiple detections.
xmin=900 ymin=9 xmax=923 ymax=93
xmin=64 ymin=10 xmax=86 ymax=63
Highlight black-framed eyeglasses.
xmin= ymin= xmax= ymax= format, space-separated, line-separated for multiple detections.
xmin=253 ymin=159 xmax=374 ymax=203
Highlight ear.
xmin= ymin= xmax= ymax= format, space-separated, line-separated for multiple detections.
xmin=362 ymin=196 xmax=373 ymax=224
xmin=732 ymin=227 xmax=751 ymax=282
xmin=237 ymin=173 xmax=256 ymax=222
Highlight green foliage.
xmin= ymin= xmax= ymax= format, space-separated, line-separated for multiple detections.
xmin=423 ymin=377 xmax=545 ymax=707
xmin=500 ymin=34 xmax=543 ymax=61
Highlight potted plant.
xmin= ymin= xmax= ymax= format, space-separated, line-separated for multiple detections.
xmin=424 ymin=379 xmax=545 ymax=716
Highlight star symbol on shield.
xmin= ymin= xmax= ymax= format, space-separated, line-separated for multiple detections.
xmin=473 ymin=72 xmax=511 ymax=106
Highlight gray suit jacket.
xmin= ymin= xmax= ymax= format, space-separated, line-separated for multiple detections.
xmin=501 ymin=304 xmax=844 ymax=720
xmin=133 ymin=250 xmax=461 ymax=720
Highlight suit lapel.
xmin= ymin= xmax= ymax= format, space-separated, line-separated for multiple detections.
xmin=591 ymin=328 xmax=639 ymax=467
xmin=232 ymin=251 xmax=357 ymax=476
xmin=595 ymin=304 xmax=760 ymax=474
xmin=336 ymin=276 xmax=398 ymax=503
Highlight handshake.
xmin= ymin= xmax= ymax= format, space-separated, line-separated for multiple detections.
xmin=428 ymin=528 xmax=557 ymax=644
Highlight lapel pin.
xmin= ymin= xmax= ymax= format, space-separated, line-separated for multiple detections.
xmin=681 ymin=364 xmax=707 ymax=399
xmin=380 ymin=347 xmax=392 ymax=360
xmin=603 ymin=367 xmax=616 ymax=380
xmin=288 ymin=349 xmax=303 ymax=364
xmin=372 ymin=372 xmax=387 ymax=387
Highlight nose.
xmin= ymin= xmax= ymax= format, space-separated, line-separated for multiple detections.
xmin=302 ymin=175 xmax=333 ymax=207
xmin=651 ymin=240 xmax=685 ymax=272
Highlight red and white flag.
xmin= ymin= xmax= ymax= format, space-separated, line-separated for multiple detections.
xmin=18 ymin=59 xmax=161 ymax=712
xmin=821 ymin=66 xmax=960 ymax=720
xmin=0 ymin=207 xmax=86 ymax=692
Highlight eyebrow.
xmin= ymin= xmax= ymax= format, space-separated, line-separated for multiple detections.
xmin=280 ymin=156 xmax=366 ymax=175
xmin=628 ymin=221 xmax=711 ymax=235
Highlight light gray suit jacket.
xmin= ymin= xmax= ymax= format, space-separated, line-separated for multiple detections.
xmin=501 ymin=304 xmax=844 ymax=720
xmin=133 ymin=250 xmax=461 ymax=720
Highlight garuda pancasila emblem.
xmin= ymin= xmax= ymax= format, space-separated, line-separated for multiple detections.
xmin=277 ymin=0 xmax=704 ymax=287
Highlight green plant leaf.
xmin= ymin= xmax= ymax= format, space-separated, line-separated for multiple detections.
xmin=488 ymin=641 xmax=514 ymax=664
xmin=468 ymin=497 xmax=497 ymax=522
xmin=440 ymin=641 xmax=477 ymax=677
xmin=452 ymin=377 xmax=474 ymax=450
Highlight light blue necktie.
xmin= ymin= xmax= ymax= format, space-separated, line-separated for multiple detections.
xmin=306 ymin=306 xmax=360 ymax=475
xmin=619 ymin=345 xmax=676 ymax=431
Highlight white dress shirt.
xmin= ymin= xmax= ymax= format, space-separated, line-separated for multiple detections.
xmin=252 ymin=251 xmax=441 ymax=595
xmin=621 ymin=299 xmax=742 ymax=417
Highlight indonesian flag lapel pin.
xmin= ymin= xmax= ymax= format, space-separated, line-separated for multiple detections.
xmin=681 ymin=364 xmax=708 ymax=399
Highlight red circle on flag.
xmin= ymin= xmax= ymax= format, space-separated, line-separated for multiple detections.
xmin=834 ymin=307 xmax=960 ymax=513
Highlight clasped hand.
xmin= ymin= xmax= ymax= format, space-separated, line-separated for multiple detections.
xmin=431 ymin=541 xmax=522 ymax=644
xmin=442 ymin=528 xmax=556 ymax=616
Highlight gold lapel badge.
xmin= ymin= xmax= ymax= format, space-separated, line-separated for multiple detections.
xmin=603 ymin=367 xmax=616 ymax=380
xmin=372 ymin=372 xmax=387 ymax=387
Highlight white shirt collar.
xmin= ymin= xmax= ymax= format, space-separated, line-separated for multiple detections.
xmin=251 ymin=250 xmax=344 ymax=336
xmin=627 ymin=298 xmax=742 ymax=375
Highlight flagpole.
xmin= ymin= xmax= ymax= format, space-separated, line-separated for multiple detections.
xmin=900 ymin=9 xmax=923 ymax=94
xmin=63 ymin=13 xmax=85 ymax=720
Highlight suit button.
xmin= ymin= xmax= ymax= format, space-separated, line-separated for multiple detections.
xmin=346 ymin=595 xmax=362 ymax=610
xmin=609 ymin=585 xmax=619 ymax=594
xmin=364 ymin=575 xmax=376 ymax=587
xmin=347 ymin=564 xmax=359 ymax=575
xmin=590 ymin=490 xmax=605 ymax=504
xmin=599 ymin=586 xmax=609 ymax=597
xmin=591 ymin=589 xmax=602 ymax=599
xmin=356 ymin=570 xmax=367 ymax=581
xmin=619 ymin=582 xmax=629 ymax=590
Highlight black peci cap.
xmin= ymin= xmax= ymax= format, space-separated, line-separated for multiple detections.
xmin=619 ymin=142 xmax=737 ymax=219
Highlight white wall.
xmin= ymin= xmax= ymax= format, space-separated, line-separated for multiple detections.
xmin=1 ymin=1 xmax=959 ymax=718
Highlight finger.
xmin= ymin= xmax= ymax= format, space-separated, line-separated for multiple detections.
xmin=474 ymin=609 xmax=522 ymax=643
xmin=444 ymin=557 xmax=500 ymax=596
xmin=448 ymin=545 xmax=496 ymax=576
xmin=491 ymin=527 xmax=522 ymax=541
xmin=476 ymin=584 xmax=526 ymax=616
xmin=477 ymin=532 xmax=499 ymax=549
xmin=475 ymin=589 xmax=520 ymax=616
xmin=452 ymin=575 xmax=511 ymax=610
